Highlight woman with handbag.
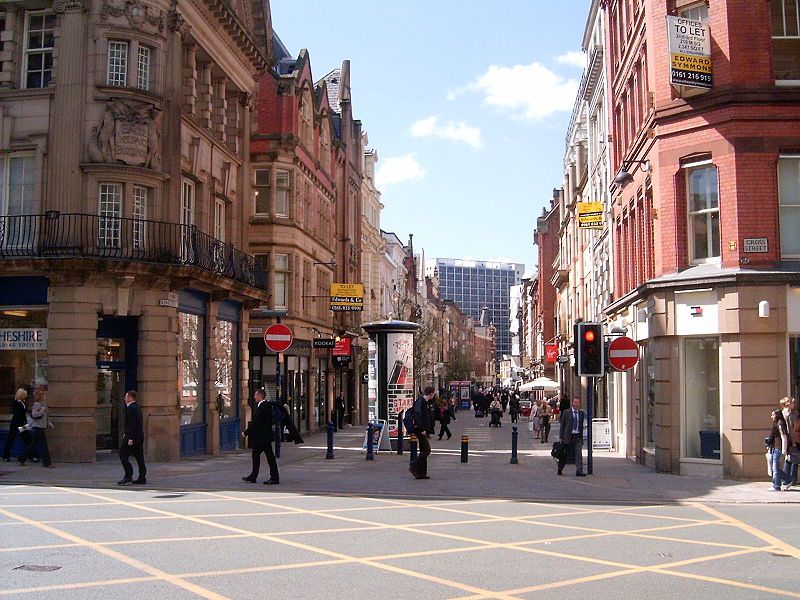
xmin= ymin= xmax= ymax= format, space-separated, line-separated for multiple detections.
xmin=18 ymin=390 xmax=53 ymax=468
xmin=767 ymin=409 xmax=791 ymax=491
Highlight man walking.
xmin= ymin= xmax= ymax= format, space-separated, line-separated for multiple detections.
xmin=409 ymin=386 xmax=436 ymax=479
xmin=242 ymin=388 xmax=279 ymax=484
xmin=118 ymin=390 xmax=146 ymax=485
xmin=558 ymin=397 xmax=586 ymax=477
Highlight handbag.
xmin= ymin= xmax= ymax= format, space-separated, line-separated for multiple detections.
xmin=551 ymin=441 xmax=567 ymax=461
xmin=766 ymin=451 xmax=773 ymax=477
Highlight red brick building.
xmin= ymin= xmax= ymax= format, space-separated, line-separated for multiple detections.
xmin=532 ymin=191 xmax=560 ymax=383
xmin=605 ymin=0 xmax=800 ymax=478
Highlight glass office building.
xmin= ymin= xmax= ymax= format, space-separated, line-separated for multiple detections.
xmin=426 ymin=258 xmax=525 ymax=359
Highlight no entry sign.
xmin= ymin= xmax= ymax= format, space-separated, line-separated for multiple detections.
xmin=608 ymin=336 xmax=639 ymax=371
xmin=263 ymin=323 xmax=293 ymax=353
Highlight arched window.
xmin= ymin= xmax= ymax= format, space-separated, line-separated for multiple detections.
xmin=300 ymin=89 xmax=313 ymax=148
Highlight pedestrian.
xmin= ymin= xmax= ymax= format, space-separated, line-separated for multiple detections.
xmin=437 ymin=398 xmax=454 ymax=440
xmin=3 ymin=388 xmax=29 ymax=462
xmin=782 ymin=397 xmax=798 ymax=484
xmin=531 ymin=399 xmax=540 ymax=439
xmin=509 ymin=394 xmax=520 ymax=423
xmin=501 ymin=389 xmax=509 ymax=413
xmin=539 ymin=400 xmax=552 ymax=444
xmin=117 ymin=390 xmax=146 ymax=485
xmin=335 ymin=395 xmax=345 ymax=429
xmin=558 ymin=397 xmax=586 ymax=477
xmin=18 ymin=390 xmax=53 ymax=468
xmin=767 ymin=408 xmax=792 ymax=491
xmin=409 ymin=386 xmax=435 ymax=479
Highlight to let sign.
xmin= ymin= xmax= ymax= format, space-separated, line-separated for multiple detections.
xmin=667 ymin=15 xmax=712 ymax=89
xmin=608 ymin=336 xmax=640 ymax=371
xmin=263 ymin=323 xmax=293 ymax=353
xmin=330 ymin=283 xmax=364 ymax=312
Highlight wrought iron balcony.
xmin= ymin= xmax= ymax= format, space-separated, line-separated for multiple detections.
xmin=0 ymin=212 xmax=266 ymax=291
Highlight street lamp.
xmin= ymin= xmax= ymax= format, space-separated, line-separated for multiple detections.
xmin=613 ymin=159 xmax=650 ymax=186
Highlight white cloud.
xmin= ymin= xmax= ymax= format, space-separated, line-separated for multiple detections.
xmin=461 ymin=62 xmax=579 ymax=121
xmin=556 ymin=51 xmax=585 ymax=68
xmin=410 ymin=116 xmax=482 ymax=149
xmin=376 ymin=154 xmax=426 ymax=188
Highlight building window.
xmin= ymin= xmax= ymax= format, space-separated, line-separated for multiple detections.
xmin=98 ymin=183 xmax=122 ymax=248
xmin=213 ymin=199 xmax=225 ymax=242
xmin=107 ymin=40 xmax=128 ymax=87
xmin=683 ymin=337 xmax=720 ymax=460
xmin=686 ymin=162 xmax=720 ymax=263
xmin=253 ymin=169 xmax=270 ymax=215
xmin=181 ymin=179 xmax=195 ymax=261
xmin=136 ymin=45 xmax=151 ymax=91
xmin=0 ymin=154 xmax=36 ymax=248
xmin=772 ymin=0 xmax=800 ymax=82
xmin=131 ymin=185 xmax=148 ymax=250
xmin=679 ymin=3 xmax=709 ymax=20
xmin=275 ymin=169 xmax=290 ymax=217
xmin=779 ymin=156 xmax=800 ymax=257
xmin=24 ymin=12 xmax=56 ymax=89
xmin=274 ymin=253 xmax=289 ymax=309
xmin=791 ymin=337 xmax=800 ymax=401
xmin=0 ymin=13 xmax=6 ymax=74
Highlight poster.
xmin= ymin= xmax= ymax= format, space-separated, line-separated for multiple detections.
xmin=667 ymin=15 xmax=712 ymax=89
xmin=386 ymin=332 xmax=414 ymax=437
xmin=367 ymin=339 xmax=378 ymax=422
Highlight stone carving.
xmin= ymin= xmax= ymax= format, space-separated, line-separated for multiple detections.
xmin=88 ymin=99 xmax=162 ymax=170
xmin=100 ymin=0 xmax=164 ymax=33
xmin=52 ymin=0 xmax=87 ymax=12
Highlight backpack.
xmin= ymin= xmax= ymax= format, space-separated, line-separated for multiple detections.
xmin=402 ymin=407 xmax=416 ymax=434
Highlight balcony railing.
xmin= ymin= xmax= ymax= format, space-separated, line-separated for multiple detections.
xmin=0 ymin=212 xmax=266 ymax=291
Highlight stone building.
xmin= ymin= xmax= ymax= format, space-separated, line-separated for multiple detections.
xmin=0 ymin=0 xmax=272 ymax=461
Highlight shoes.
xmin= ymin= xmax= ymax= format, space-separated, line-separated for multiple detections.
xmin=782 ymin=483 xmax=792 ymax=491
xmin=557 ymin=469 xmax=563 ymax=476
xmin=575 ymin=472 xmax=587 ymax=477
xmin=263 ymin=478 xmax=279 ymax=485
xmin=44 ymin=464 xmax=54 ymax=469
xmin=2 ymin=458 xmax=9 ymax=462
xmin=242 ymin=476 xmax=257 ymax=483
xmin=417 ymin=475 xmax=430 ymax=479
xmin=447 ymin=435 xmax=452 ymax=440
xmin=770 ymin=487 xmax=781 ymax=491
xmin=31 ymin=457 xmax=40 ymax=463
xmin=117 ymin=478 xmax=133 ymax=486
xmin=132 ymin=477 xmax=146 ymax=485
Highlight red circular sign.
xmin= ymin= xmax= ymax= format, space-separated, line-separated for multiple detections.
xmin=263 ymin=323 xmax=293 ymax=353
xmin=608 ymin=336 xmax=639 ymax=371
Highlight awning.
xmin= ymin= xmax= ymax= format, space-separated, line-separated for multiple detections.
xmin=518 ymin=377 xmax=560 ymax=392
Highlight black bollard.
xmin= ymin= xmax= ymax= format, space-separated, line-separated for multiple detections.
xmin=331 ymin=409 xmax=338 ymax=432
xmin=510 ymin=426 xmax=519 ymax=464
xmin=326 ymin=422 xmax=335 ymax=460
xmin=461 ymin=435 xmax=469 ymax=463
xmin=409 ymin=434 xmax=418 ymax=462
xmin=366 ymin=422 xmax=375 ymax=461
xmin=397 ymin=411 xmax=404 ymax=455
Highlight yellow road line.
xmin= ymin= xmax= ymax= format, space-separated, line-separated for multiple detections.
xmin=0 ymin=505 xmax=230 ymax=600
xmin=0 ymin=577 xmax=161 ymax=596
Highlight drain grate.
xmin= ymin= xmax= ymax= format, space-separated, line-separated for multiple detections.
xmin=152 ymin=494 xmax=185 ymax=499
xmin=14 ymin=565 xmax=61 ymax=572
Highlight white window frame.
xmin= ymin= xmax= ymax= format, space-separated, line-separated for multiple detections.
xmin=0 ymin=153 xmax=36 ymax=249
xmin=180 ymin=179 xmax=195 ymax=262
xmin=23 ymin=11 xmax=56 ymax=89
xmin=213 ymin=198 xmax=225 ymax=242
xmin=136 ymin=45 xmax=151 ymax=91
xmin=275 ymin=169 xmax=290 ymax=217
xmin=98 ymin=183 xmax=123 ymax=248
xmin=778 ymin=155 xmax=800 ymax=258
xmin=685 ymin=160 xmax=720 ymax=264
xmin=253 ymin=168 xmax=270 ymax=216
xmin=131 ymin=185 xmax=148 ymax=251
xmin=273 ymin=253 xmax=289 ymax=310
xmin=773 ymin=0 xmax=800 ymax=84
xmin=678 ymin=3 xmax=709 ymax=21
xmin=107 ymin=40 xmax=129 ymax=87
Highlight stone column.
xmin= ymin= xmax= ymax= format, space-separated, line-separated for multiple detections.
xmin=206 ymin=310 xmax=221 ymax=455
xmin=212 ymin=78 xmax=227 ymax=142
xmin=0 ymin=6 xmax=18 ymax=88
xmin=182 ymin=42 xmax=197 ymax=116
xmin=47 ymin=283 xmax=101 ymax=462
xmin=197 ymin=63 xmax=212 ymax=129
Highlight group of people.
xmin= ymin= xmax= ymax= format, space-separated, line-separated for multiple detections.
xmin=768 ymin=396 xmax=798 ymax=491
xmin=529 ymin=396 xmax=559 ymax=444
xmin=2 ymin=387 xmax=53 ymax=468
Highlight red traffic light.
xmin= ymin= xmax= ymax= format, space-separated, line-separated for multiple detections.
xmin=584 ymin=330 xmax=596 ymax=342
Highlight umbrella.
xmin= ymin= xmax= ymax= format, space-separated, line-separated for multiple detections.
xmin=519 ymin=377 xmax=560 ymax=392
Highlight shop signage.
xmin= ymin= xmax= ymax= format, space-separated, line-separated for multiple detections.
xmin=330 ymin=283 xmax=364 ymax=312
xmin=544 ymin=344 xmax=559 ymax=363
xmin=313 ymin=338 xmax=335 ymax=349
xmin=667 ymin=15 xmax=712 ymax=89
xmin=158 ymin=292 xmax=179 ymax=308
xmin=0 ymin=328 xmax=47 ymax=351
xmin=743 ymin=238 xmax=768 ymax=253
xmin=577 ymin=201 xmax=604 ymax=229
xmin=248 ymin=327 xmax=263 ymax=336
xmin=332 ymin=337 xmax=351 ymax=357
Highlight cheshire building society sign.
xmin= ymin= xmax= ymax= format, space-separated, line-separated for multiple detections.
xmin=667 ymin=16 xmax=712 ymax=89
xmin=0 ymin=328 xmax=47 ymax=351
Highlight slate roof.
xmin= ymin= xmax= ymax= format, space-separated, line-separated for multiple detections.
xmin=320 ymin=69 xmax=342 ymax=113
xmin=272 ymin=31 xmax=296 ymax=74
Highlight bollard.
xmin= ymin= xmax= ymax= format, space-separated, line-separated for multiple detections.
xmin=274 ymin=418 xmax=281 ymax=459
xmin=461 ymin=435 xmax=469 ymax=463
xmin=326 ymin=422 xmax=335 ymax=460
xmin=409 ymin=434 xmax=418 ymax=462
xmin=366 ymin=422 xmax=375 ymax=461
xmin=510 ymin=426 xmax=519 ymax=464
xmin=397 ymin=411 xmax=404 ymax=455
xmin=331 ymin=409 xmax=338 ymax=432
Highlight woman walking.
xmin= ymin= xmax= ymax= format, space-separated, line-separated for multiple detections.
xmin=540 ymin=400 xmax=552 ymax=444
xmin=767 ymin=409 xmax=792 ymax=491
xmin=2 ymin=388 xmax=29 ymax=462
xmin=18 ymin=390 xmax=53 ymax=468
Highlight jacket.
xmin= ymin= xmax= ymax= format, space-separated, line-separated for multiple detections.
xmin=245 ymin=400 xmax=273 ymax=446
xmin=413 ymin=395 xmax=434 ymax=435
xmin=10 ymin=399 xmax=27 ymax=428
xmin=123 ymin=401 xmax=144 ymax=445
xmin=30 ymin=401 xmax=48 ymax=429
xmin=769 ymin=420 xmax=789 ymax=455
xmin=559 ymin=407 xmax=586 ymax=445
xmin=784 ymin=408 xmax=797 ymax=445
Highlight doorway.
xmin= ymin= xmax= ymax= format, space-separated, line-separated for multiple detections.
xmin=96 ymin=317 xmax=138 ymax=452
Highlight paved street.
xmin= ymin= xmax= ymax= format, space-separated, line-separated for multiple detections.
xmin=2 ymin=412 xmax=799 ymax=599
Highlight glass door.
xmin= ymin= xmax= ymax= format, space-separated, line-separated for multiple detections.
xmin=97 ymin=337 xmax=126 ymax=450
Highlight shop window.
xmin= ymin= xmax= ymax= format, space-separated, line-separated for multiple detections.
xmin=24 ymin=11 xmax=55 ymax=89
xmin=686 ymin=162 xmax=720 ymax=263
xmin=778 ymin=156 xmax=800 ymax=257
xmin=772 ymin=0 xmax=800 ymax=83
xmin=253 ymin=169 xmax=270 ymax=215
xmin=791 ymin=337 xmax=800 ymax=401
xmin=0 ymin=309 xmax=48 ymax=402
xmin=275 ymin=169 xmax=291 ymax=217
xmin=214 ymin=320 xmax=235 ymax=420
xmin=179 ymin=312 xmax=204 ymax=426
xmin=683 ymin=337 xmax=720 ymax=460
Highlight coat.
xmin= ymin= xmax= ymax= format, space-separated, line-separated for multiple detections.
xmin=245 ymin=400 xmax=304 ymax=447
xmin=413 ymin=395 xmax=434 ymax=435
xmin=559 ymin=407 xmax=586 ymax=445
xmin=123 ymin=401 xmax=144 ymax=446
xmin=30 ymin=401 xmax=48 ymax=430
xmin=10 ymin=399 xmax=27 ymax=428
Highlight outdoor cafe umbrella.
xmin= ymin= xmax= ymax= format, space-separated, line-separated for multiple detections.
xmin=518 ymin=377 xmax=560 ymax=392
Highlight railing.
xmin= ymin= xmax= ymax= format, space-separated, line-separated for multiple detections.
xmin=0 ymin=212 xmax=266 ymax=290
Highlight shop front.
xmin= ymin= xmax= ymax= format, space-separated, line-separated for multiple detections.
xmin=179 ymin=290 xmax=208 ymax=456
xmin=215 ymin=301 xmax=240 ymax=451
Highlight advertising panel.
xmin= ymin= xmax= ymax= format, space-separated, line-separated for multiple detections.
xmin=577 ymin=202 xmax=604 ymax=229
xmin=667 ymin=16 xmax=712 ymax=89
xmin=386 ymin=332 xmax=414 ymax=437
xmin=367 ymin=339 xmax=378 ymax=422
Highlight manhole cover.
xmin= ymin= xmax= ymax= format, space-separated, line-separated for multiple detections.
xmin=152 ymin=494 xmax=185 ymax=499
xmin=14 ymin=565 xmax=61 ymax=572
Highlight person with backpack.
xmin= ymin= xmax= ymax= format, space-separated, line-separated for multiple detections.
xmin=407 ymin=386 xmax=436 ymax=479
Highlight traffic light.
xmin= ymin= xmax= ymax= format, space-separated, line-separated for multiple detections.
xmin=576 ymin=322 xmax=604 ymax=377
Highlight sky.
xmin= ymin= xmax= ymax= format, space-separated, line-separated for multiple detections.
xmin=270 ymin=0 xmax=591 ymax=275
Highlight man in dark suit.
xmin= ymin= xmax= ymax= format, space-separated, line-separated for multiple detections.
xmin=242 ymin=389 xmax=303 ymax=485
xmin=118 ymin=390 xmax=147 ymax=485
xmin=409 ymin=386 xmax=436 ymax=479
xmin=558 ymin=396 xmax=586 ymax=477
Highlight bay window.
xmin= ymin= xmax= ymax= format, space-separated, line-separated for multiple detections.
xmin=772 ymin=0 xmax=800 ymax=83
xmin=686 ymin=162 xmax=720 ymax=263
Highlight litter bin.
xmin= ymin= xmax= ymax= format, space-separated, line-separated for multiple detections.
xmin=699 ymin=430 xmax=720 ymax=459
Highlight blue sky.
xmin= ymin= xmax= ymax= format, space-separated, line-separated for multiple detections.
xmin=270 ymin=0 xmax=590 ymax=274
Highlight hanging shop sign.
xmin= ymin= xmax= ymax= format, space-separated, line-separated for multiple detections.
xmin=332 ymin=337 xmax=352 ymax=364
xmin=0 ymin=328 xmax=47 ymax=351
xmin=577 ymin=202 xmax=604 ymax=229
xmin=330 ymin=283 xmax=364 ymax=312
xmin=312 ymin=338 xmax=336 ymax=349
xmin=667 ymin=15 xmax=712 ymax=89
xmin=544 ymin=344 xmax=559 ymax=363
